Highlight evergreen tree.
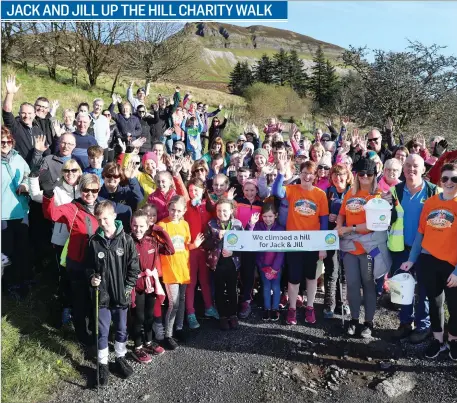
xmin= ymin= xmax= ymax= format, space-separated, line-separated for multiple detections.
xmin=323 ymin=59 xmax=339 ymax=107
xmin=229 ymin=61 xmax=253 ymax=95
xmin=287 ymin=50 xmax=308 ymax=97
xmin=254 ymin=54 xmax=274 ymax=84
xmin=309 ymin=45 xmax=327 ymax=106
xmin=272 ymin=48 xmax=289 ymax=86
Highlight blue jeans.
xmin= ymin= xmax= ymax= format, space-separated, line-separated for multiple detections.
xmin=391 ymin=249 xmax=430 ymax=330
xmin=163 ymin=137 xmax=173 ymax=154
xmin=260 ymin=269 xmax=281 ymax=310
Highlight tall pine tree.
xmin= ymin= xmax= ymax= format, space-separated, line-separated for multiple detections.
xmin=287 ymin=50 xmax=308 ymax=97
xmin=323 ymin=59 xmax=339 ymax=107
xmin=273 ymin=48 xmax=289 ymax=86
xmin=254 ymin=54 xmax=274 ymax=84
xmin=229 ymin=61 xmax=254 ymax=95
xmin=309 ymin=45 xmax=327 ymax=107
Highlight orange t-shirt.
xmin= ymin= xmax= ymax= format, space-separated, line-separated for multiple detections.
xmin=285 ymin=185 xmax=329 ymax=231
xmin=340 ymin=189 xmax=381 ymax=255
xmin=418 ymin=195 xmax=457 ymax=267
xmin=158 ymin=218 xmax=191 ymax=284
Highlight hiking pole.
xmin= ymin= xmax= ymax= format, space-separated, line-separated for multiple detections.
xmin=338 ymin=252 xmax=345 ymax=329
xmin=94 ymin=274 xmax=100 ymax=394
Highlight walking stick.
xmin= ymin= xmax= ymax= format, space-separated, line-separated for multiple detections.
xmin=338 ymin=251 xmax=345 ymax=329
xmin=94 ymin=275 xmax=100 ymax=393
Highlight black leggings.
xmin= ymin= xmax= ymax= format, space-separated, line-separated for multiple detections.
xmin=324 ymin=250 xmax=347 ymax=312
xmin=419 ymin=253 xmax=457 ymax=335
xmin=132 ymin=292 xmax=156 ymax=347
xmin=214 ymin=258 xmax=238 ymax=318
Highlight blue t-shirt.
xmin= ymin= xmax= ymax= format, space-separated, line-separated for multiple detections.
xmin=72 ymin=132 xmax=98 ymax=170
xmin=402 ymin=182 xmax=427 ymax=247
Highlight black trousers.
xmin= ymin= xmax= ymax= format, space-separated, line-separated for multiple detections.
xmin=132 ymin=292 xmax=156 ymax=348
xmin=324 ymin=250 xmax=347 ymax=312
xmin=214 ymin=258 xmax=238 ymax=318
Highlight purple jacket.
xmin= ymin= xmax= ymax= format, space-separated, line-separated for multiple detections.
xmin=246 ymin=221 xmax=285 ymax=271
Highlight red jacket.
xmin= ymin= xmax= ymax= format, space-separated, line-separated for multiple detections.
xmin=43 ymin=196 xmax=99 ymax=264
xmin=184 ymin=200 xmax=212 ymax=242
xmin=428 ymin=150 xmax=457 ymax=185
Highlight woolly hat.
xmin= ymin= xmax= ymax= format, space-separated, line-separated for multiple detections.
xmin=142 ymin=151 xmax=158 ymax=166
xmin=242 ymin=179 xmax=258 ymax=188
xmin=253 ymin=148 xmax=269 ymax=160
xmin=321 ymin=133 xmax=332 ymax=141
xmin=242 ymin=142 xmax=254 ymax=154
xmin=317 ymin=152 xmax=333 ymax=168
xmin=354 ymin=157 xmax=376 ymax=174
xmin=238 ymin=134 xmax=247 ymax=142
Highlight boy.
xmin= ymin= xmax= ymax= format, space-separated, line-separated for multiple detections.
xmin=87 ymin=200 xmax=139 ymax=387
xmin=84 ymin=145 xmax=105 ymax=184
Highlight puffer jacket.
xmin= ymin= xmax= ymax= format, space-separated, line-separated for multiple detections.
xmin=86 ymin=221 xmax=139 ymax=308
xmin=234 ymin=196 xmax=263 ymax=228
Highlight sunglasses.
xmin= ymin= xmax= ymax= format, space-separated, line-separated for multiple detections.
xmin=62 ymin=168 xmax=79 ymax=174
xmin=134 ymin=161 xmax=141 ymax=166
xmin=1 ymin=140 xmax=13 ymax=145
xmin=173 ymin=147 xmax=184 ymax=152
xmin=321 ymin=139 xmax=330 ymax=142
xmin=441 ymin=176 xmax=457 ymax=184
xmin=138 ymin=110 xmax=146 ymax=114
xmin=81 ymin=188 xmax=100 ymax=194
xmin=358 ymin=171 xmax=375 ymax=178
xmin=104 ymin=174 xmax=120 ymax=179
xmin=368 ymin=137 xmax=380 ymax=143
xmin=318 ymin=165 xmax=330 ymax=170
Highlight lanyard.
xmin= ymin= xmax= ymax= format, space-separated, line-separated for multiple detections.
xmin=221 ymin=221 xmax=232 ymax=231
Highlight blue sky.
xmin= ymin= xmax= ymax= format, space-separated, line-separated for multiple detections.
xmin=238 ymin=2 xmax=457 ymax=56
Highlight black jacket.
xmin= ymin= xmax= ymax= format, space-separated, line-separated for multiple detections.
xmin=34 ymin=115 xmax=56 ymax=153
xmin=135 ymin=114 xmax=152 ymax=154
xmin=208 ymin=118 xmax=227 ymax=144
xmin=150 ymin=107 xmax=170 ymax=142
xmin=86 ymin=221 xmax=139 ymax=308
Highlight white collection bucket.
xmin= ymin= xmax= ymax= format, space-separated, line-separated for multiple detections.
xmin=387 ymin=273 xmax=416 ymax=305
xmin=364 ymin=198 xmax=392 ymax=231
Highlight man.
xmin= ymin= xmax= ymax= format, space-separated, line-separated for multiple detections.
xmin=367 ymin=129 xmax=392 ymax=163
xmin=150 ymin=97 xmax=171 ymax=149
xmin=72 ymin=113 xmax=98 ymax=170
xmin=34 ymin=96 xmax=57 ymax=152
xmin=135 ymin=105 xmax=152 ymax=156
xmin=386 ymin=154 xmax=439 ymax=343
xmin=200 ymin=103 xmax=222 ymax=151
xmin=127 ymin=81 xmax=150 ymax=110
xmin=90 ymin=98 xmax=110 ymax=162
xmin=2 ymin=75 xmax=48 ymax=165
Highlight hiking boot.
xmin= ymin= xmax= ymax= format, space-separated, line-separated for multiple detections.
xmin=286 ymin=308 xmax=297 ymax=325
xmin=187 ymin=314 xmax=200 ymax=330
xmin=409 ymin=328 xmax=431 ymax=344
xmin=220 ymin=317 xmax=230 ymax=330
xmin=305 ymin=307 xmax=316 ymax=324
xmin=271 ymin=310 xmax=280 ymax=322
xmin=132 ymin=347 xmax=152 ymax=364
xmin=425 ymin=338 xmax=447 ymax=359
xmin=164 ymin=337 xmax=179 ymax=350
xmin=279 ymin=293 xmax=289 ymax=309
xmin=62 ymin=308 xmax=72 ymax=326
xmin=174 ymin=329 xmax=187 ymax=343
xmin=205 ymin=306 xmax=220 ymax=320
xmin=262 ymin=309 xmax=270 ymax=321
xmin=347 ymin=319 xmax=359 ymax=336
xmin=361 ymin=321 xmax=374 ymax=339
xmin=239 ymin=302 xmax=251 ymax=319
xmin=296 ymin=295 xmax=304 ymax=309
xmin=448 ymin=340 xmax=457 ymax=361
xmin=152 ymin=321 xmax=165 ymax=341
xmin=229 ymin=315 xmax=239 ymax=330
xmin=98 ymin=363 xmax=109 ymax=387
xmin=323 ymin=308 xmax=334 ymax=319
xmin=115 ymin=356 xmax=133 ymax=379
xmin=143 ymin=341 xmax=165 ymax=355
xmin=394 ymin=323 xmax=413 ymax=340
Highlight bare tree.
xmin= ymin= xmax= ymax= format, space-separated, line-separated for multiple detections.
xmin=32 ymin=22 xmax=65 ymax=80
xmin=1 ymin=22 xmax=36 ymax=68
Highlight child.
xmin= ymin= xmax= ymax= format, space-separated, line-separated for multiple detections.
xmin=87 ymin=200 xmax=139 ymax=387
xmin=184 ymin=178 xmax=219 ymax=329
xmin=203 ymin=198 xmax=243 ymax=330
xmin=84 ymin=145 xmax=105 ymax=184
xmin=158 ymin=195 xmax=203 ymax=349
xmin=247 ymin=204 xmax=285 ymax=321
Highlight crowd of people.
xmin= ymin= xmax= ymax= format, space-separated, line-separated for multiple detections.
xmin=2 ymin=74 xmax=457 ymax=387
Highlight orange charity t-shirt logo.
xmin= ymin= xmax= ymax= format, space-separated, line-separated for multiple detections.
xmin=426 ymin=209 xmax=454 ymax=229
xmin=294 ymin=199 xmax=317 ymax=216
xmin=171 ymin=235 xmax=185 ymax=251
xmin=346 ymin=197 xmax=367 ymax=213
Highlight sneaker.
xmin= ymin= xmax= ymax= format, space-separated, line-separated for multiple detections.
xmin=279 ymin=293 xmax=289 ymax=309
xmin=347 ymin=319 xmax=359 ymax=336
xmin=409 ymin=328 xmax=431 ymax=344
xmin=271 ymin=310 xmax=280 ymax=322
xmin=62 ymin=308 xmax=71 ymax=326
xmin=425 ymin=338 xmax=447 ymax=359
xmin=132 ymin=347 xmax=152 ymax=364
xmin=187 ymin=314 xmax=200 ymax=330
xmin=342 ymin=305 xmax=351 ymax=316
xmin=164 ymin=337 xmax=179 ymax=350
xmin=229 ymin=315 xmax=239 ymax=330
xmin=394 ymin=323 xmax=413 ymax=340
xmin=448 ymin=340 xmax=457 ymax=361
xmin=296 ymin=295 xmax=304 ymax=309
xmin=98 ymin=363 xmax=109 ymax=387
xmin=323 ymin=309 xmax=334 ymax=319
xmin=305 ymin=307 xmax=316 ymax=324
xmin=220 ymin=317 xmax=230 ymax=330
xmin=239 ymin=302 xmax=251 ymax=319
xmin=143 ymin=341 xmax=165 ymax=355
xmin=286 ymin=308 xmax=297 ymax=325
xmin=361 ymin=321 xmax=373 ymax=339
xmin=174 ymin=329 xmax=187 ymax=343
xmin=205 ymin=306 xmax=220 ymax=320
xmin=115 ymin=356 xmax=133 ymax=379
xmin=262 ymin=309 xmax=270 ymax=321
xmin=152 ymin=321 xmax=165 ymax=341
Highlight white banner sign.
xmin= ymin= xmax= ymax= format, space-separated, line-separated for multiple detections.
xmin=223 ymin=230 xmax=339 ymax=252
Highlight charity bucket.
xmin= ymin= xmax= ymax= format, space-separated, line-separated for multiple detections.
xmin=364 ymin=198 xmax=392 ymax=231
xmin=387 ymin=273 xmax=416 ymax=305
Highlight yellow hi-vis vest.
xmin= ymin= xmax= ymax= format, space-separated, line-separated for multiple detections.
xmin=387 ymin=186 xmax=404 ymax=252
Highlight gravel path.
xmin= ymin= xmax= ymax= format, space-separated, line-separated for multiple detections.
xmin=49 ymin=295 xmax=457 ymax=403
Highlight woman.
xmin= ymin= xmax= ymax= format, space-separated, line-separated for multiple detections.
xmin=30 ymin=159 xmax=82 ymax=323
xmin=208 ymin=114 xmax=228 ymax=146
xmin=401 ymin=162 xmax=457 ymax=360
xmin=394 ymin=146 xmax=409 ymax=166
xmin=315 ymin=152 xmax=332 ymax=192
xmin=202 ymin=137 xmax=227 ymax=167
xmin=336 ymin=158 xmax=391 ymax=338
xmin=1 ymin=127 xmax=31 ymax=297
xmin=272 ymin=157 xmax=329 ymax=326
xmin=310 ymin=142 xmax=325 ymax=164
xmin=378 ymin=158 xmax=402 ymax=192
xmin=323 ymin=163 xmax=353 ymax=318
xmin=406 ymin=137 xmax=431 ymax=161
xmin=152 ymin=142 xmax=168 ymax=172
xmin=191 ymin=159 xmax=211 ymax=189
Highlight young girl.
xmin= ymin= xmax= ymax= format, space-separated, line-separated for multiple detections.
xmin=158 ymin=195 xmax=203 ymax=349
xmin=130 ymin=209 xmax=174 ymax=363
xmin=184 ymin=178 xmax=219 ymax=329
xmin=181 ymin=114 xmax=204 ymax=161
xmin=203 ymin=198 xmax=244 ymax=330
xmin=247 ymin=204 xmax=285 ymax=321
